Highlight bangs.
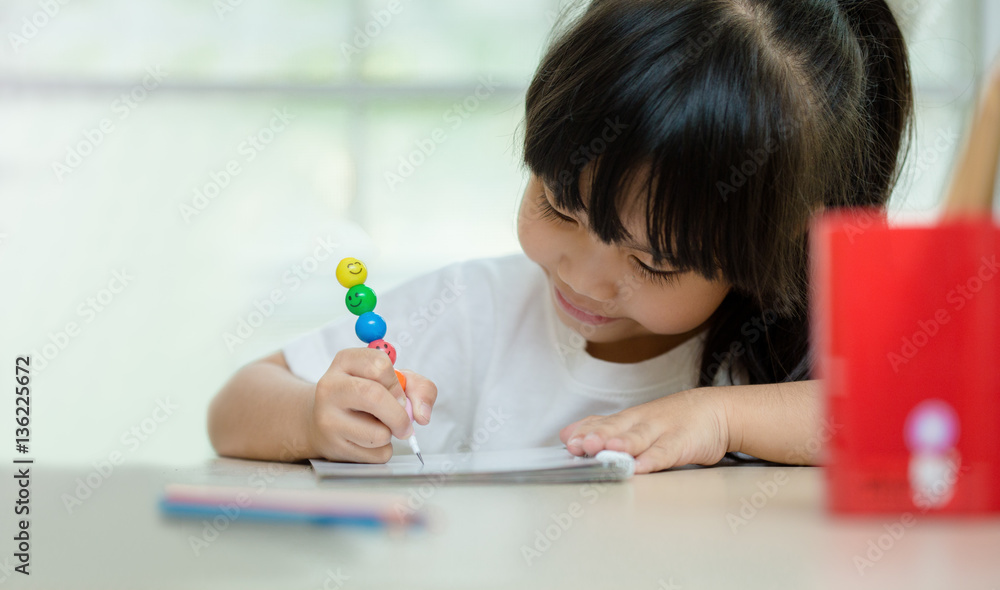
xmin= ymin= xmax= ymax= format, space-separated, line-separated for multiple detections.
xmin=523 ymin=0 xmax=843 ymax=314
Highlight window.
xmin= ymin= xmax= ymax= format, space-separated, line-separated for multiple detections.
xmin=0 ymin=0 xmax=992 ymax=464
xmin=888 ymin=0 xmax=997 ymax=220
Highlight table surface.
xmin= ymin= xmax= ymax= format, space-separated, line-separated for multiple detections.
xmin=5 ymin=459 xmax=999 ymax=590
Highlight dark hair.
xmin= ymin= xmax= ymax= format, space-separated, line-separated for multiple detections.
xmin=522 ymin=0 xmax=912 ymax=386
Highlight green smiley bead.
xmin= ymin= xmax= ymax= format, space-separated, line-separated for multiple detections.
xmin=345 ymin=284 xmax=377 ymax=316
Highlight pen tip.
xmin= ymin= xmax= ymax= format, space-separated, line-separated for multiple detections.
xmin=417 ymin=452 xmax=425 ymax=466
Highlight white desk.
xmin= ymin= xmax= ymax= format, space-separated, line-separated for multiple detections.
xmin=7 ymin=460 xmax=999 ymax=589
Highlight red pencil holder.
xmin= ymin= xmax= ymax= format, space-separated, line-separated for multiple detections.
xmin=812 ymin=210 xmax=1000 ymax=514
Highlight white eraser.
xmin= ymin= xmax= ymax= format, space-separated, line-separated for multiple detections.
xmin=594 ymin=450 xmax=635 ymax=478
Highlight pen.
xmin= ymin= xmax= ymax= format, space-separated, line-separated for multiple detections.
xmin=337 ymin=257 xmax=425 ymax=466
xmin=389 ymin=366 xmax=425 ymax=465
xmin=402 ymin=394 xmax=425 ymax=466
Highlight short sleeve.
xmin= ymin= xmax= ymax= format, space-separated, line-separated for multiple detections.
xmin=282 ymin=315 xmax=357 ymax=383
xmin=280 ymin=258 xmax=499 ymax=393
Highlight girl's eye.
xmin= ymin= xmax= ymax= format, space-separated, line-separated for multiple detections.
xmin=536 ymin=193 xmax=577 ymax=225
xmin=630 ymin=256 xmax=681 ymax=286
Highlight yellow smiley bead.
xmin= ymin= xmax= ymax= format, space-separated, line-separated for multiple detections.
xmin=336 ymin=258 xmax=368 ymax=288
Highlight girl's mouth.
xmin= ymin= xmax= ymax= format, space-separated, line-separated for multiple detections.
xmin=553 ymin=286 xmax=618 ymax=326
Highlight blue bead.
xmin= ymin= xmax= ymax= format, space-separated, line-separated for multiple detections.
xmin=355 ymin=312 xmax=387 ymax=343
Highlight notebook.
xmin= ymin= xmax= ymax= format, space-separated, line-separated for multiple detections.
xmin=309 ymin=445 xmax=635 ymax=484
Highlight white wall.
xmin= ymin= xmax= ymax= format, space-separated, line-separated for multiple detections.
xmin=0 ymin=0 xmax=991 ymax=467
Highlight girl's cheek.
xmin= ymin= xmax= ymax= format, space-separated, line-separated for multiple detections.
xmin=633 ymin=282 xmax=729 ymax=333
xmin=516 ymin=203 xmax=551 ymax=264
xmin=516 ymin=207 xmax=535 ymax=253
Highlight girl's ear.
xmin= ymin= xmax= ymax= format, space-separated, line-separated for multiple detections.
xmin=941 ymin=54 xmax=1000 ymax=219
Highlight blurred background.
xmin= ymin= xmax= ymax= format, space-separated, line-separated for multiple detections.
xmin=0 ymin=0 xmax=997 ymax=467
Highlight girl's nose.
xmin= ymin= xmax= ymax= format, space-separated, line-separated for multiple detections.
xmin=556 ymin=246 xmax=619 ymax=304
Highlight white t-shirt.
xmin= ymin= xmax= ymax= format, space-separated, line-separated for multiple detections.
xmin=283 ymin=253 xmax=736 ymax=455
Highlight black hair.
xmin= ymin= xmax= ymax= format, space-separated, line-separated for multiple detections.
xmin=523 ymin=0 xmax=913 ymax=385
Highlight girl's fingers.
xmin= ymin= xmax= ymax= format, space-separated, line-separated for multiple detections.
xmin=633 ymin=443 xmax=682 ymax=475
xmin=340 ymin=410 xmax=393 ymax=449
xmin=331 ymin=348 xmax=407 ymax=405
xmin=604 ymin=421 xmax=657 ymax=456
xmin=308 ymin=409 xmax=393 ymax=464
xmin=561 ymin=418 xmax=598 ymax=455
xmin=563 ymin=414 xmax=634 ymax=457
xmin=559 ymin=420 xmax=586 ymax=444
xmin=398 ymin=370 xmax=437 ymax=425
xmin=335 ymin=439 xmax=394 ymax=464
xmin=343 ymin=376 xmax=412 ymax=440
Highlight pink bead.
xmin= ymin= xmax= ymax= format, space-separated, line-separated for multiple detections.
xmin=368 ymin=339 xmax=397 ymax=364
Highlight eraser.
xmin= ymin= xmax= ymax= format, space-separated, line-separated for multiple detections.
xmin=594 ymin=450 xmax=635 ymax=478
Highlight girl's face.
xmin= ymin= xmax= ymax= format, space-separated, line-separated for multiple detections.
xmin=517 ymin=173 xmax=731 ymax=363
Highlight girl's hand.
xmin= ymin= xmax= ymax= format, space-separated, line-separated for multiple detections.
xmin=559 ymin=388 xmax=731 ymax=474
xmin=306 ymin=348 xmax=437 ymax=463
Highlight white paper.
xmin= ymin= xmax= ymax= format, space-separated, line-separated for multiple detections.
xmin=309 ymin=445 xmax=635 ymax=483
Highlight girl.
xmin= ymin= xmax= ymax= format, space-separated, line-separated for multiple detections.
xmin=208 ymin=0 xmax=913 ymax=474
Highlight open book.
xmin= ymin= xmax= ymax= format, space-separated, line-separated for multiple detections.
xmin=309 ymin=445 xmax=635 ymax=484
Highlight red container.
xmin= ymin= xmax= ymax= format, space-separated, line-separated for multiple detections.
xmin=812 ymin=210 xmax=1000 ymax=514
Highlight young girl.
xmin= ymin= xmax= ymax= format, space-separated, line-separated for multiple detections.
xmin=208 ymin=0 xmax=913 ymax=474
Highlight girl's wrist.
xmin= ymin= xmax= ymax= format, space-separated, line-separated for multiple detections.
xmin=269 ymin=369 xmax=321 ymax=463
xmin=299 ymin=384 xmax=322 ymax=461
xmin=707 ymin=385 xmax=744 ymax=456
xmin=681 ymin=386 xmax=740 ymax=460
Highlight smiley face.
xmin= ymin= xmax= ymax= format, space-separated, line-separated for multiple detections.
xmin=345 ymin=285 xmax=377 ymax=316
xmin=368 ymin=339 xmax=397 ymax=364
xmin=336 ymin=257 xmax=368 ymax=288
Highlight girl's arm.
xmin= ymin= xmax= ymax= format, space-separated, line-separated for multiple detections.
xmin=559 ymin=379 xmax=824 ymax=473
xmin=207 ymin=351 xmax=317 ymax=462
xmin=718 ymin=379 xmax=825 ymax=465
xmin=208 ymin=349 xmax=437 ymax=463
